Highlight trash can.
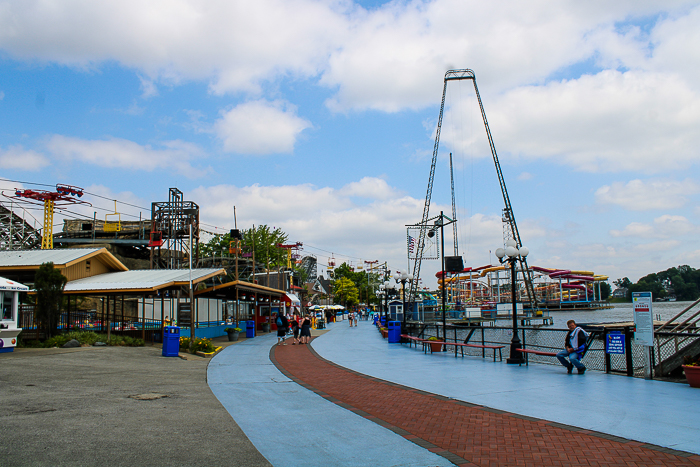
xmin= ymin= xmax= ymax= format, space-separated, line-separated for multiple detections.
xmin=380 ymin=316 xmax=386 ymax=327
xmin=317 ymin=319 xmax=325 ymax=330
xmin=246 ymin=320 xmax=255 ymax=338
xmin=388 ymin=321 xmax=401 ymax=343
xmin=162 ymin=326 xmax=180 ymax=357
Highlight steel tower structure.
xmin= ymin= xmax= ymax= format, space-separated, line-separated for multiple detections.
xmin=408 ymin=69 xmax=537 ymax=309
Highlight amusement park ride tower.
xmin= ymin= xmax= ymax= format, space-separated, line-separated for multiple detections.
xmin=149 ymin=188 xmax=199 ymax=270
xmin=12 ymin=184 xmax=91 ymax=249
xmin=408 ymin=69 xmax=537 ymax=310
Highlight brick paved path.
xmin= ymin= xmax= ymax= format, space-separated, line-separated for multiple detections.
xmin=272 ymin=340 xmax=700 ymax=467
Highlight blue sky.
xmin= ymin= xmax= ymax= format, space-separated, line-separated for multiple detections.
xmin=1 ymin=0 xmax=700 ymax=286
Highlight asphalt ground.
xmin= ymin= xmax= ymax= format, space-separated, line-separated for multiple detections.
xmin=0 ymin=340 xmax=271 ymax=467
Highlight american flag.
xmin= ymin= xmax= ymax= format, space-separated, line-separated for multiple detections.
xmin=408 ymin=235 xmax=416 ymax=253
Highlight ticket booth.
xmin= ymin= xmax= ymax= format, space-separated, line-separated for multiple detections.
xmin=0 ymin=276 xmax=29 ymax=353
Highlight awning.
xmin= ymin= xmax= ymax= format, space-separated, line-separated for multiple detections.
xmin=282 ymin=293 xmax=301 ymax=307
xmin=0 ymin=276 xmax=29 ymax=292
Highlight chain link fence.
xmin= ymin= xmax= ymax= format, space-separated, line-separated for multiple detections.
xmin=404 ymin=322 xmax=699 ymax=379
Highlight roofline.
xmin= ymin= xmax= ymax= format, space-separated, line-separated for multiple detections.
xmin=0 ymin=248 xmax=128 ymax=272
xmin=64 ymin=248 xmax=128 ymax=271
xmin=58 ymin=268 xmax=225 ymax=295
xmin=195 ymin=279 xmax=286 ymax=297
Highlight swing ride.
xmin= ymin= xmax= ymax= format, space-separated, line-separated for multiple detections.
xmin=407 ymin=69 xmax=609 ymax=323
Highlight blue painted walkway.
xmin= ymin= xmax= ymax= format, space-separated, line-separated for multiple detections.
xmin=209 ymin=320 xmax=700 ymax=465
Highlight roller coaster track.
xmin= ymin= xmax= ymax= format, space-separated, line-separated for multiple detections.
xmin=408 ymin=69 xmax=537 ymax=309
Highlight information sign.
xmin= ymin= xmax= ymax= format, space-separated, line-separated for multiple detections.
xmin=606 ymin=331 xmax=625 ymax=354
xmin=178 ymin=302 xmax=192 ymax=327
xmin=632 ymin=292 xmax=654 ymax=346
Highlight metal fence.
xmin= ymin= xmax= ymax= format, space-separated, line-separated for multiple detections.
xmin=405 ymin=322 xmax=700 ymax=379
xmin=18 ymin=305 xmax=165 ymax=343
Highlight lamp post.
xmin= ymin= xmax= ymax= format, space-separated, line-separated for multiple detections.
xmin=383 ymin=280 xmax=392 ymax=325
xmin=393 ymin=269 xmax=413 ymax=331
xmin=377 ymin=282 xmax=386 ymax=326
xmin=495 ymin=239 xmax=529 ymax=365
xmin=428 ymin=211 xmax=455 ymax=341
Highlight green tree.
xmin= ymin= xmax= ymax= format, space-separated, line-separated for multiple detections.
xmin=613 ymin=277 xmax=632 ymax=289
xmin=333 ymin=276 xmax=359 ymax=307
xmin=332 ymin=262 xmax=382 ymax=306
xmin=34 ymin=262 xmax=68 ymax=338
xmin=199 ymin=225 xmax=291 ymax=270
xmin=240 ymin=225 xmax=289 ymax=269
xmin=599 ymin=281 xmax=611 ymax=300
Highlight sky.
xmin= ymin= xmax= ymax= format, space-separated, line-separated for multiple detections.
xmin=1 ymin=0 xmax=700 ymax=287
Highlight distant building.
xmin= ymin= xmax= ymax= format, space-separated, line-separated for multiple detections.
xmin=612 ymin=287 xmax=628 ymax=299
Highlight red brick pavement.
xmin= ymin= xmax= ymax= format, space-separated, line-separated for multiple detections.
xmin=272 ymin=340 xmax=700 ymax=467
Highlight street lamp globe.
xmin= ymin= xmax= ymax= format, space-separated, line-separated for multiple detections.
xmin=495 ymin=248 xmax=505 ymax=259
xmin=505 ymin=245 xmax=518 ymax=258
xmin=518 ymin=246 xmax=529 ymax=258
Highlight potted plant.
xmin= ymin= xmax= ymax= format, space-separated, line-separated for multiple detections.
xmin=427 ymin=336 xmax=444 ymax=353
xmin=682 ymin=355 xmax=700 ymax=388
xmin=380 ymin=327 xmax=388 ymax=338
xmin=225 ymin=327 xmax=242 ymax=342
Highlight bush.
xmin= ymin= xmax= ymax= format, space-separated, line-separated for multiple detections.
xmin=179 ymin=336 xmax=215 ymax=353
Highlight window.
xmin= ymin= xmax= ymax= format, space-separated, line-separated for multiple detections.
xmin=1 ymin=292 xmax=11 ymax=321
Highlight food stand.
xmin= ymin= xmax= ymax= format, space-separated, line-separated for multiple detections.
xmin=0 ymin=276 xmax=29 ymax=353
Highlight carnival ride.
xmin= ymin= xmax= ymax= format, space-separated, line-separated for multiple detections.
xmin=435 ymin=263 xmax=610 ymax=312
xmin=408 ymin=69 xmax=537 ymax=311
xmin=7 ymin=184 xmax=91 ymax=249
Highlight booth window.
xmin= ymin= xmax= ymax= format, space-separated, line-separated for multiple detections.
xmin=1 ymin=292 xmax=10 ymax=321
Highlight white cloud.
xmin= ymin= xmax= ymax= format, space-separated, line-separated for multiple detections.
xmin=339 ymin=177 xmax=399 ymax=200
xmin=610 ymin=215 xmax=698 ymax=239
xmin=46 ymin=135 xmax=207 ymax=177
xmin=0 ymin=145 xmax=50 ymax=170
xmin=214 ymin=100 xmax=311 ymax=155
xmin=0 ymin=0 xmax=349 ymax=94
xmin=0 ymin=1 xmax=696 ymax=112
xmin=595 ymin=179 xmax=700 ymax=210
xmin=188 ymin=181 xmax=424 ymax=271
xmin=460 ymin=70 xmax=700 ymax=173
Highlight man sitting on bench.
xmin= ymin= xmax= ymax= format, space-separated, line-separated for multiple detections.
xmin=557 ymin=319 xmax=587 ymax=375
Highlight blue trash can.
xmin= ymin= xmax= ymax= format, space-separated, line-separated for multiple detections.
xmin=246 ymin=320 xmax=255 ymax=338
xmin=380 ymin=316 xmax=386 ymax=327
xmin=388 ymin=321 xmax=401 ymax=343
xmin=162 ymin=326 xmax=180 ymax=357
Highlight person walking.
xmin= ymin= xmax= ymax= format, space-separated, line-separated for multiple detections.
xmin=276 ymin=313 xmax=289 ymax=345
xmin=348 ymin=310 xmax=353 ymax=327
xmin=291 ymin=314 xmax=300 ymax=344
xmin=353 ymin=310 xmax=358 ymax=327
xmin=557 ymin=319 xmax=587 ymax=374
xmin=300 ymin=315 xmax=311 ymax=344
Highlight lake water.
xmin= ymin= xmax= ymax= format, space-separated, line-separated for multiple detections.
xmin=545 ymin=301 xmax=697 ymax=328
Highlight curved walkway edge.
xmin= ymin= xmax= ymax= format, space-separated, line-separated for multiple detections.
xmin=207 ymin=331 xmax=453 ymax=467
xmin=274 ymin=338 xmax=700 ymax=467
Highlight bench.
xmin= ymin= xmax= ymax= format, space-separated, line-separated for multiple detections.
xmin=451 ymin=342 xmax=505 ymax=362
xmin=400 ymin=334 xmax=427 ymax=349
xmin=516 ymin=348 xmax=558 ymax=366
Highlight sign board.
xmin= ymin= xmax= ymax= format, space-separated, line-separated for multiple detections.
xmin=632 ymin=292 xmax=654 ymax=346
xmin=606 ymin=331 xmax=625 ymax=354
xmin=496 ymin=302 xmax=523 ymax=316
xmin=178 ymin=302 xmax=192 ymax=328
